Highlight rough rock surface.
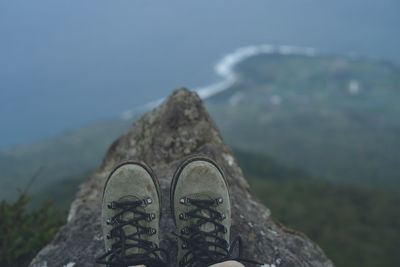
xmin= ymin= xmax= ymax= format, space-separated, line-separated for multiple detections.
xmin=30 ymin=88 xmax=334 ymax=267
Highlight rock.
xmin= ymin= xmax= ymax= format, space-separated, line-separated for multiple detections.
xmin=30 ymin=88 xmax=334 ymax=267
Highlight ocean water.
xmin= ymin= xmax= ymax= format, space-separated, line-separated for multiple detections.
xmin=1 ymin=0 xmax=399 ymax=149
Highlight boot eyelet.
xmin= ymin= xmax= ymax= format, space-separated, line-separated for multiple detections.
xmin=179 ymin=197 xmax=191 ymax=205
xmin=223 ymin=227 xmax=227 ymax=233
xmin=107 ymin=202 xmax=115 ymax=209
xmin=179 ymin=213 xmax=188 ymax=220
xmin=182 ymin=242 xmax=187 ymax=249
xmin=181 ymin=227 xmax=190 ymax=234
xmin=106 ymin=218 xmax=118 ymax=225
xmin=216 ymin=197 xmax=223 ymax=205
xmin=219 ymin=213 xmax=226 ymax=221
xmin=106 ymin=233 xmax=112 ymax=239
xmin=147 ymin=213 xmax=156 ymax=221
xmin=143 ymin=197 xmax=153 ymax=205
xmin=147 ymin=228 xmax=156 ymax=235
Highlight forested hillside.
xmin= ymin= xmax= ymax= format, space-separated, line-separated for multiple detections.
xmin=235 ymin=149 xmax=400 ymax=267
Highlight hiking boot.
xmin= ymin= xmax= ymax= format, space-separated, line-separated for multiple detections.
xmin=170 ymin=155 xmax=233 ymax=267
xmin=96 ymin=160 xmax=168 ymax=267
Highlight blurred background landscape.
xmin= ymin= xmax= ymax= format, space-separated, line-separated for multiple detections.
xmin=1 ymin=1 xmax=399 ymax=266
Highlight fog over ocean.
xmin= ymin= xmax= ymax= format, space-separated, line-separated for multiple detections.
xmin=1 ymin=0 xmax=399 ymax=149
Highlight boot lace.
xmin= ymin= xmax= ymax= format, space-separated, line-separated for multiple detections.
xmin=175 ymin=198 xmax=261 ymax=267
xmin=96 ymin=200 xmax=169 ymax=267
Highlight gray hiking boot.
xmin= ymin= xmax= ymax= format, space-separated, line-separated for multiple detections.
xmin=170 ymin=155 xmax=233 ymax=267
xmin=96 ymin=160 xmax=168 ymax=267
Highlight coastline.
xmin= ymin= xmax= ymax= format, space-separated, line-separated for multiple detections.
xmin=121 ymin=44 xmax=318 ymax=120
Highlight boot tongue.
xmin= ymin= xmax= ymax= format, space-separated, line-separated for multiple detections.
xmin=118 ymin=196 xmax=145 ymax=256
xmin=190 ymin=195 xmax=221 ymax=250
xmin=199 ymin=208 xmax=216 ymax=232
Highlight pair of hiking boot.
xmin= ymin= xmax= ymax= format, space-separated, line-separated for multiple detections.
xmin=96 ymin=155 xmax=251 ymax=267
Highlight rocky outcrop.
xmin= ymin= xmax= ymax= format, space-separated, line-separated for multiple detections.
xmin=30 ymin=88 xmax=333 ymax=267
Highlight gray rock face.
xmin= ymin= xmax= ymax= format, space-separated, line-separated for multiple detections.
xmin=30 ymin=88 xmax=334 ymax=267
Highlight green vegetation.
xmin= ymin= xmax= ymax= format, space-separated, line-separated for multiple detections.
xmin=207 ymin=54 xmax=400 ymax=193
xmin=0 ymin=118 xmax=130 ymax=205
xmin=235 ymin=149 xmax=400 ymax=267
xmin=0 ymin=194 xmax=64 ymax=267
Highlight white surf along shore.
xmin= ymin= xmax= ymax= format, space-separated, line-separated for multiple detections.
xmin=121 ymin=44 xmax=317 ymax=120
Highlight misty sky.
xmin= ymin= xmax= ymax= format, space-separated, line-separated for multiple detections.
xmin=1 ymin=0 xmax=399 ymax=149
